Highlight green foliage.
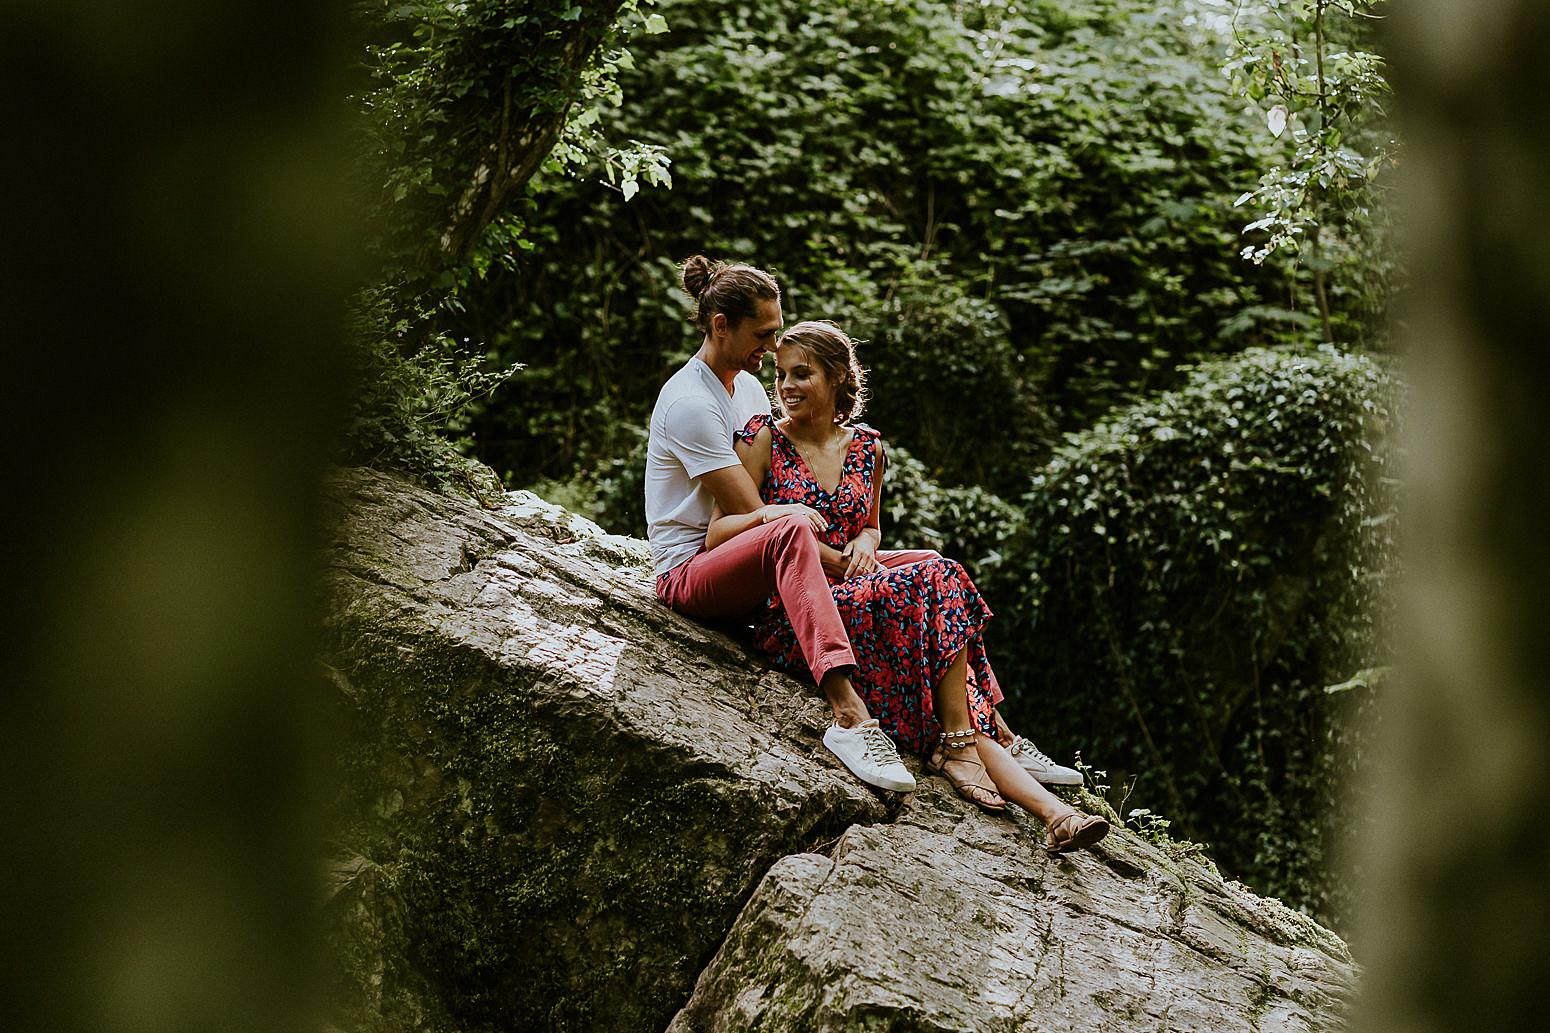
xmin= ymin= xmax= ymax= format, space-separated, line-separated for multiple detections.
xmin=1125 ymin=807 xmax=1174 ymax=845
xmin=353 ymin=0 xmax=659 ymax=279
xmin=864 ymin=265 xmax=1053 ymax=488
xmin=1226 ymin=0 xmax=1397 ymax=343
xmin=464 ymin=0 xmax=1387 ymax=494
xmin=877 ymin=441 xmax=1025 ymax=604
xmin=342 ymin=287 xmax=518 ymax=500
xmin=344 ymin=0 xmax=671 ymax=483
xmin=997 ymin=346 xmax=1397 ymax=923
xmin=588 ymin=426 xmax=649 ymax=531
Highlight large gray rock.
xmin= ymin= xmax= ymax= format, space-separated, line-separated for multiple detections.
xmin=322 ymin=467 xmax=1354 ymax=1033
xmin=323 ymin=469 xmax=888 ymax=1033
xmin=670 ymin=777 xmax=1354 ymax=1032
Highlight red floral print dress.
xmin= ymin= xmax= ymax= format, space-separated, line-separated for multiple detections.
xmin=735 ymin=414 xmax=1001 ymax=755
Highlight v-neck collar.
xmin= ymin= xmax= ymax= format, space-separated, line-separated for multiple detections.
xmin=772 ymin=419 xmax=858 ymax=496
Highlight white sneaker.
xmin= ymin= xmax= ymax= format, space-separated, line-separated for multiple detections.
xmin=823 ymin=719 xmax=917 ymax=792
xmin=1008 ymin=736 xmax=1083 ymax=786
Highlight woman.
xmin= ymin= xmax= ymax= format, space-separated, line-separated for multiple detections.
xmin=707 ymin=320 xmax=1109 ymax=853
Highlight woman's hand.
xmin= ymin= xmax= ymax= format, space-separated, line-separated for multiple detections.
xmin=760 ymin=503 xmax=826 ymax=534
xmin=840 ymin=534 xmax=880 ymax=578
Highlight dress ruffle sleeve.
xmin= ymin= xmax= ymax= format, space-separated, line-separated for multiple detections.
xmin=735 ymin=412 xmax=774 ymax=445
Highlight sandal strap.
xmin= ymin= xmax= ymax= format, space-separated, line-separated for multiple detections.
xmin=939 ymin=752 xmax=998 ymax=792
xmin=1047 ymin=810 xmax=1094 ymax=846
xmin=1046 ymin=810 xmax=1109 ymax=853
xmin=1050 ymin=810 xmax=1081 ymax=833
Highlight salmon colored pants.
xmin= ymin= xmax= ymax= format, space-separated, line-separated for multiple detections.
xmin=657 ymin=515 xmax=857 ymax=686
xmin=657 ymin=519 xmax=1005 ymax=708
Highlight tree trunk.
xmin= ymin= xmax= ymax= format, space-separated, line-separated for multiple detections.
xmin=1355 ymin=3 xmax=1550 ymax=1030
xmin=423 ymin=0 xmax=628 ymax=271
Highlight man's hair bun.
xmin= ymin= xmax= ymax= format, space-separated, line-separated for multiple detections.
xmin=679 ymin=255 xmax=781 ymax=333
xmin=680 ymin=254 xmax=721 ymax=301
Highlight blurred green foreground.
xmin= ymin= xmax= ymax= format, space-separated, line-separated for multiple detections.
xmin=2 ymin=2 xmax=1547 ymax=1032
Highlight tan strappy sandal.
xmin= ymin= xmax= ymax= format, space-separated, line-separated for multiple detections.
xmin=926 ymin=728 xmax=1007 ymax=814
xmin=1044 ymin=809 xmax=1110 ymax=854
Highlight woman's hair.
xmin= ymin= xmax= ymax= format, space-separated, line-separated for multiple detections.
xmin=680 ymin=255 xmax=781 ymax=333
xmin=776 ymin=320 xmax=869 ymax=424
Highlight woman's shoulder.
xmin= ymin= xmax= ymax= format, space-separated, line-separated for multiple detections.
xmin=735 ymin=412 xmax=775 ymax=443
xmin=849 ymin=423 xmax=885 ymax=456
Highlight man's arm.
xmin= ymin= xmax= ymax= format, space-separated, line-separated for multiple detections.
xmin=703 ymin=466 xmax=771 ymax=551
xmin=701 ymin=463 xmax=764 ymax=516
xmin=704 ymin=428 xmax=771 ymax=551
xmin=663 ymin=398 xmax=765 ymax=518
xmin=707 ymin=427 xmax=832 ymax=557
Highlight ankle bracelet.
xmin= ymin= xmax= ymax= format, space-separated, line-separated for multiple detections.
xmin=939 ymin=728 xmax=978 ymax=750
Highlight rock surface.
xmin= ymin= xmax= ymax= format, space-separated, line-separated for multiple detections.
xmin=670 ymin=777 xmax=1354 ymax=1033
xmin=323 ymin=469 xmax=889 ymax=1033
xmin=322 ymin=467 xmax=1355 ymax=1033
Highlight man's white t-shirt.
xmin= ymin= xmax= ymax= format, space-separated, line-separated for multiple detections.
xmin=646 ymin=357 xmax=771 ymax=577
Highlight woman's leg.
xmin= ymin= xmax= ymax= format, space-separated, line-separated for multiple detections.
xmin=979 ymin=736 xmax=1108 ymax=850
xmin=932 ymin=632 xmax=1097 ymax=834
xmin=975 ymin=738 xmax=1077 ymax=826
xmin=931 ymin=647 xmax=1006 ymax=810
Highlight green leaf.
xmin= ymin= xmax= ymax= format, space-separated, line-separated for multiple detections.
xmin=643 ymin=13 xmax=668 ymax=34
xmin=1325 ymin=666 xmax=1391 ymax=695
xmin=1267 ymin=104 xmax=1289 ymax=138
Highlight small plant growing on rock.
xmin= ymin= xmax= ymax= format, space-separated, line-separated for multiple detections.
xmin=1126 ymin=808 xmax=1174 ymax=845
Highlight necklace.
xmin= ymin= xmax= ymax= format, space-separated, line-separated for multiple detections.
xmin=780 ymin=420 xmax=853 ymax=494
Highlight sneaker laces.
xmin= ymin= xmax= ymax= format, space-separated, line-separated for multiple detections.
xmin=1016 ymin=736 xmax=1057 ymax=768
xmin=860 ymin=724 xmax=901 ymax=766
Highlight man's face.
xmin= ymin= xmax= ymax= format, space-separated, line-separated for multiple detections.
xmin=726 ymin=299 xmax=783 ymax=375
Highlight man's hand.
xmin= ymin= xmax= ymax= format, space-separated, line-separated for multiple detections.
xmin=840 ymin=535 xmax=880 ymax=578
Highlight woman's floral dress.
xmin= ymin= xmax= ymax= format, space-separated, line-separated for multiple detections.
xmin=735 ymin=413 xmax=1002 ymax=755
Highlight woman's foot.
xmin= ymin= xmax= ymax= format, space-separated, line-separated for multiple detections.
xmin=1044 ymin=809 xmax=1110 ymax=854
xmin=927 ymin=729 xmax=1007 ymax=813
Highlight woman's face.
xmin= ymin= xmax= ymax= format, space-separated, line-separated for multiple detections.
xmin=775 ymin=342 xmax=838 ymax=421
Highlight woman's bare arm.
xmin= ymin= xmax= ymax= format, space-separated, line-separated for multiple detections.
xmin=841 ymin=439 xmax=884 ymax=577
xmin=863 ymin=443 xmax=884 ymax=545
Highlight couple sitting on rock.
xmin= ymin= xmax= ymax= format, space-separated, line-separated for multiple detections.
xmin=647 ymin=256 xmax=1109 ymax=854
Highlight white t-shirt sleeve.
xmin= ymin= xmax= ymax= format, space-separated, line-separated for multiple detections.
xmin=661 ymin=397 xmax=739 ymax=479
